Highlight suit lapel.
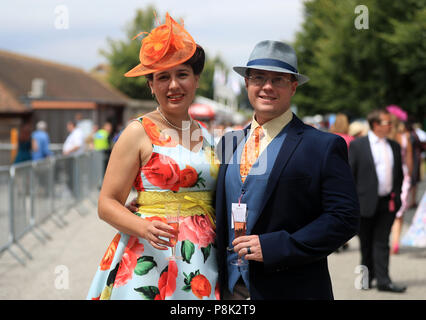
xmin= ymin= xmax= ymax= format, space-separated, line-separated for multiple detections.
xmin=216 ymin=127 xmax=249 ymax=230
xmin=363 ymin=136 xmax=378 ymax=183
xmin=364 ymin=136 xmax=375 ymax=168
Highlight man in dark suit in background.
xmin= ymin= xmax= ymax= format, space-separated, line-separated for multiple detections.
xmin=349 ymin=109 xmax=406 ymax=293
xmin=215 ymin=40 xmax=360 ymax=300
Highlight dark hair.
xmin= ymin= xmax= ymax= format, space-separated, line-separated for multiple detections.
xmin=367 ymin=108 xmax=389 ymax=128
xmin=145 ymin=44 xmax=205 ymax=81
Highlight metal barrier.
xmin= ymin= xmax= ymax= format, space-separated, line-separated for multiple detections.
xmin=0 ymin=151 xmax=105 ymax=265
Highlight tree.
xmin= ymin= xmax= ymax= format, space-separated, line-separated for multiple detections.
xmin=100 ymin=6 xmax=228 ymax=100
xmin=293 ymin=0 xmax=425 ymax=122
xmin=100 ymin=6 xmax=157 ymax=100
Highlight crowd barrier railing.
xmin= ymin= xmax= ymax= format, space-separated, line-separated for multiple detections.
xmin=0 ymin=151 xmax=105 ymax=265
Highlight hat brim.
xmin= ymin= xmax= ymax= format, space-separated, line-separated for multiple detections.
xmin=124 ymin=63 xmax=160 ymax=77
xmin=233 ymin=65 xmax=309 ymax=86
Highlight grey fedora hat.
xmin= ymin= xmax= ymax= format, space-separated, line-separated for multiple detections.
xmin=233 ymin=40 xmax=309 ymax=85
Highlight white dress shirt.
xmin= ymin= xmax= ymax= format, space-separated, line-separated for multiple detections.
xmin=368 ymin=131 xmax=394 ymax=196
xmin=63 ymin=127 xmax=85 ymax=156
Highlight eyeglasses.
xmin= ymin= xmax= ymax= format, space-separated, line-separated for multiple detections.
xmin=246 ymin=75 xmax=292 ymax=88
xmin=379 ymin=120 xmax=391 ymax=126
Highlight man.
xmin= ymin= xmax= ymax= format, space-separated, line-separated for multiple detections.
xmin=349 ymin=109 xmax=405 ymax=293
xmin=62 ymin=120 xmax=85 ymax=197
xmin=63 ymin=120 xmax=85 ymax=156
xmin=215 ymin=40 xmax=360 ymax=300
xmin=93 ymin=121 xmax=113 ymax=177
xmin=31 ymin=120 xmax=53 ymax=161
xmin=93 ymin=121 xmax=112 ymax=152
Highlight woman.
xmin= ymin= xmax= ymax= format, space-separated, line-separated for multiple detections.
xmin=387 ymin=113 xmax=413 ymax=254
xmin=329 ymin=113 xmax=354 ymax=149
xmin=13 ymin=122 xmax=32 ymax=164
xmin=86 ymin=13 xmax=219 ymax=300
xmin=330 ymin=113 xmax=354 ymax=252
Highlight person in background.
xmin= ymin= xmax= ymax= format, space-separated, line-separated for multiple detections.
xmin=31 ymin=120 xmax=53 ymax=161
xmin=94 ymin=121 xmax=112 ymax=151
xmin=348 ymin=121 xmax=368 ymax=139
xmin=330 ymin=113 xmax=355 ymax=252
xmin=330 ymin=113 xmax=354 ymax=148
xmin=94 ymin=121 xmax=113 ymax=175
xmin=62 ymin=120 xmax=85 ymax=156
xmin=85 ymin=124 xmax=99 ymax=150
xmin=407 ymin=120 xmax=425 ymax=209
xmin=13 ymin=122 xmax=32 ymax=164
xmin=349 ymin=108 xmax=405 ymax=293
xmin=387 ymin=113 xmax=413 ymax=255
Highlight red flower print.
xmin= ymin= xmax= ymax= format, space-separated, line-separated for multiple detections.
xmin=142 ymin=118 xmax=177 ymax=147
xmin=191 ymin=273 xmax=211 ymax=299
xmin=142 ymin=153 xmax=181 ymax=191
xmin=215 ymin=281 xmax=220 ymax=300
xmin=100 ymin=233 xmax=121 ymax=271
xmin=114 ymin=236 xmax=144 ymax=287
xmin=179 ymin=165 xmax=198 ymax=188
xmin=133 ymin=170 xmax=144 ymax=192
xmin=155 ymin=260 xmax=178 ymax=300
xmin=195 ymin=120 xmax=207 ymax=129
xmin=178 ymin=215 xmax=215 ymax=248
xmin=145 ymin=216 xmax=168 ymax=224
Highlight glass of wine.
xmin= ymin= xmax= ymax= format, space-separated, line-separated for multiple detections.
xmin=227 ymin=207 xmax=248 ymax=266
xmin=165 ymin=203 xmax=181 ymax=260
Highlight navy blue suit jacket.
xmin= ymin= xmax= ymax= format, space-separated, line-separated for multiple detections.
xmin=215 ymin=115 xmax=360 ymax=300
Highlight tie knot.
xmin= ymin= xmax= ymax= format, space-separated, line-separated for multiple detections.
xmin=253 ymin=126 xmax=264 ymax=138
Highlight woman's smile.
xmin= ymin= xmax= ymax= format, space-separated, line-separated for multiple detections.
xmin=167 ymin=93 xmax=185 ymax=103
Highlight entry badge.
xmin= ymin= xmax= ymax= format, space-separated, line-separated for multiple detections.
xmin=231 ymin=203 xmax=247 ymax=229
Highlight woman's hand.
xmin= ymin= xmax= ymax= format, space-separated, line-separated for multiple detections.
xmin=141 ymin=219 xmax=178 ymax=250
xmin=124 ymin=198 xmax=177 ymax=250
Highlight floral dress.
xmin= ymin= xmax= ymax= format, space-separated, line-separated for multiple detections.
xmin=86 ymin=117 xmax=220 ymax=300
xmin=401 ymin=191 xmax=426 ymax=248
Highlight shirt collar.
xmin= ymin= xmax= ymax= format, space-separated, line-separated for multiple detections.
xmin=368 ymin=130 xmax=387 ymax=144
xmin=250 ymin=108 xmax=293 ymax=141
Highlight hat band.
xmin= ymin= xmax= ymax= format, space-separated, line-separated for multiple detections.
xmin=247 ymin=58 xmax=298 ymax=74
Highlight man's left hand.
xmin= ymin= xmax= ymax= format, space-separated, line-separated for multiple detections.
xmin=232 ymin=235 xmax=263 ymax=262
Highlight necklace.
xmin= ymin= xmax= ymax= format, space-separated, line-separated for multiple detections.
xmin=156 ymin=107 xmax=193 ymax=131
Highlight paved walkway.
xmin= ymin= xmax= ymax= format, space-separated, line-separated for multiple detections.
xmin=0 ymin=182 xmax=425 ymax=300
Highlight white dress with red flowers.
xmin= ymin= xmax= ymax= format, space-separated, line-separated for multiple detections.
xmin=86 ymin=117 xmax=220 ymax=300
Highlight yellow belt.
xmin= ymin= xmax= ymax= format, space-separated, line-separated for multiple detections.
xmin=136 ymin=191 xmax=216 ymax=228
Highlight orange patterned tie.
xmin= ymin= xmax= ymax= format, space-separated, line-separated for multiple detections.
xmin=240 ymin=126 xmax=264 ymax=182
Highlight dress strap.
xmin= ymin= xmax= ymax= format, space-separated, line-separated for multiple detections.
xmin=133 ymin=116 xmax=177 ymax=147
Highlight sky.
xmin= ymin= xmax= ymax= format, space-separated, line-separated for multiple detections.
xmin=0 ymin=0 xmax=306 ymax=72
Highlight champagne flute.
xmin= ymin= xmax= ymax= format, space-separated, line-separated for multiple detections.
xmin=227 ymin=207 xmax=248 ymax=266
xmin=165 ymin=203 xmax=181 ymax=260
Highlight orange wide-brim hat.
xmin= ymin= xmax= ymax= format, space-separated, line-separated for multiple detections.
xmin=124 ymin=13 xmax=196 ymax=77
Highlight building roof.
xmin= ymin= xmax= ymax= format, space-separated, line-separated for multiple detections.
xmin=0 ymin=49 xmax=129 ymax=113
xmin=0 ymin=80 xmax=29 ymax=113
